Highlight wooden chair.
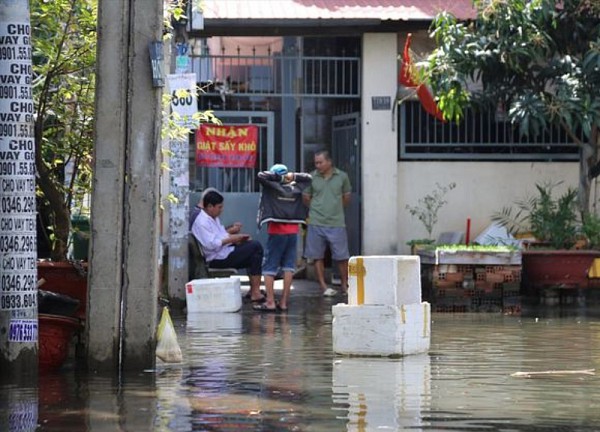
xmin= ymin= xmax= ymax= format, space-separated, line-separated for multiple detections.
xmin=188 ymin=234 xmax=238 ymax=280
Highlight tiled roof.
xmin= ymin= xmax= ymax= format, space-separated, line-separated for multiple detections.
xmin=201 ymin=0 xmax=476 ymax=21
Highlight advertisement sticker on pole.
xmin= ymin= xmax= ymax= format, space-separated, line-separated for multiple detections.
xmin=166 ymin=73 xmax=197 ymax=128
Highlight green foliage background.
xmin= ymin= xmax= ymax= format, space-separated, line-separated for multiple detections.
xmin=31 ymin=0 xmax=97 ymax=260
xmin=426 ymin=0 xmax=600 ymax=215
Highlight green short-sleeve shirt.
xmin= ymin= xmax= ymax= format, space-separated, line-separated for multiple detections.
xmin=304 ymin=168 xmax=351 ymax=227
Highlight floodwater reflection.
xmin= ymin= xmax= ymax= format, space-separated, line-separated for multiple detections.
xmin=333 ymin=355 xmax=431 ymax=431
xmin=5 ymin=289 xmax=600 ymax=431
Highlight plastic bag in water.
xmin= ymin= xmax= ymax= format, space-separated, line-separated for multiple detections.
xmin=156 ymin=307 xmax=183 ymax=363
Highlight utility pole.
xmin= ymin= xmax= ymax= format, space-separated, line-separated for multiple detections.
xmin=0 ymin=0 xmax=37 ymax=378
xmin=86 ymin=0 xmax=164 ymax=372
xmin=0 ymin=1 xmax=38 ymax=429
xmin=167 ymin=17 xmax=193 ymax=309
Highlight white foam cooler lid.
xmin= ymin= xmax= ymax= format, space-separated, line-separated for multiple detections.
xmin=187 ymin=277 xmax=240 ymax=286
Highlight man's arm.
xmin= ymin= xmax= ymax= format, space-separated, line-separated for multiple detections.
xmin=257 ymin=171 xmax=282 ymax=189
xmin=341 ymin=172 xmax=352 ymax=207
xmin=342 ymin=192 xmax=351 ymax=207
xmin=192 ymin=215 xmax=244 ymax=250
xmin=303 ymin=193 xmax=312 ymax=207
xmin=291 ymin=172 xmax=312 ymax=183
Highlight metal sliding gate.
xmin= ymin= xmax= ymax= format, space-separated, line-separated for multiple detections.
xmin=332 ymin=112 xmax=361 ymax=256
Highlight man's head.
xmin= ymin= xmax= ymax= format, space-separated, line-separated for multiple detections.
xmin=198 ymin=187 xmax=218 ymax=209
xmin=314 ymin=150 xmax=333 ymax=175
xmin=202 ymin=190 xmax=225 ymax=218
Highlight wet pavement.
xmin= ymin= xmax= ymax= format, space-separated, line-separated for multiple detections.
xmin=4 ymin=278 xmax=600 ymax=431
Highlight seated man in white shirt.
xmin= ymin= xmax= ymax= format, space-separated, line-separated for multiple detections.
xmin=191 ymin=190 xmax=264 ymax=303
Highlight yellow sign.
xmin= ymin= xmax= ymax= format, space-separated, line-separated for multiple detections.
xmin=588 ymin=258 xmax=600 ymax=278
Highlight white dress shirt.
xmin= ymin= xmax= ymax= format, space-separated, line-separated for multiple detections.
xmin=191 ymin=210 xmax=234 ymax=261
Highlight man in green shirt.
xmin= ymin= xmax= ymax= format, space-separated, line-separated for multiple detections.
xmin=303 ymin=150 xmax=352 ymax=296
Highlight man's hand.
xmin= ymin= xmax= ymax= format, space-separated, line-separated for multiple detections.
xmin=229 ymin=233 xmax=250 ymax=244
xmin=227 ymin=222 xmax=243 ymax=234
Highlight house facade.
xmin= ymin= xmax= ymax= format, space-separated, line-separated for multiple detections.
xmin=184 ymin=0 xmax=580 ymax=255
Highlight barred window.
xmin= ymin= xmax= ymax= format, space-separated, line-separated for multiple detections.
xmin=398 ymin=101 xmax=579 ymax=161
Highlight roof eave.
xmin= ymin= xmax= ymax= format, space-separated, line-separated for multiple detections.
xmin=192 ymin=19 xmax=433 ymax=37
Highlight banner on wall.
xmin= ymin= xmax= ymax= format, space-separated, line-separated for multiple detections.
xmin=196 ymin=124 xmax=258 ymax=168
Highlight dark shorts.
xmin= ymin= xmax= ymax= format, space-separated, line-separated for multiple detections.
xmin=263 ymin=234 xmax=298 ymax=276
xmin=304 ymin=225 xmax=349 ymax=261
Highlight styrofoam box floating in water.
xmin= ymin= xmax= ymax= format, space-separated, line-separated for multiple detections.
xmin=332 ymin=303 xmax=431 ymax=356
xmin=185 ymin=278 xmax=242 ymax=313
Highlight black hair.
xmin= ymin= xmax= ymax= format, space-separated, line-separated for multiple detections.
xmin=315 ymin=149 xmax=331 ymax=161
xmin=203 ymin=190 xmax=224 ymax=208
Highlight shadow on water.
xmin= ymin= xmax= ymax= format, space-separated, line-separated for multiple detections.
xmin=4 ymin=284 xmax=600 ymax=431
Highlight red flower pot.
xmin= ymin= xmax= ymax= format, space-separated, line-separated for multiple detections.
xmin=522 ymin=250 xmax=600 ymax=291
xmin=37 ymin=261 xmax=88 ymax=320
xmin=38 ymin=314 xmax=82 ymax=373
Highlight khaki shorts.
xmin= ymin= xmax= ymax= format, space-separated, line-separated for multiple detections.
xmin=304 ymin=225 xmax=349 ymax=261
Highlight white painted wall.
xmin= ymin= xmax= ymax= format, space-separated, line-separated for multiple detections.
xmin=396 ymin=161 xmax=579 ymax=253
xmin=361 ymin=33 xmax=399 ymax=254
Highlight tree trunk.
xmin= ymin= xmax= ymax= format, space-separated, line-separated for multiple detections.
xmin=34 ymin=100 xmax=70 ymax=262
xmin=582 ymin=126 xmax=600 ymax=218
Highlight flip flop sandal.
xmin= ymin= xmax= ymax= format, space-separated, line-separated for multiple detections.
xmin=253 ymin=303 xmax=278 ymax=313
xmin=244 ymin=290 xmax=267 ymax=302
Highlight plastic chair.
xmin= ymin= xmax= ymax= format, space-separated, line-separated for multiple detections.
xmin=188 ymin=234 xmax=238 ymax=280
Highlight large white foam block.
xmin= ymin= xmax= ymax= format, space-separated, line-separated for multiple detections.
xmin=332 ymin=303 xmax=430 ymax=356
xmin=332 ymin=355 xmax=431 ymax=430
xmin=185 ymin=278 xmax=242 ymax=313
xmin=348 ymin=255 xmax=421 ymax=307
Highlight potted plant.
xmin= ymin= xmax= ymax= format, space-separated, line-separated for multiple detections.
xmin=492 ymin=182 xmax=600 ymax=295
xmin=405 ymin=182 xmax=456 ymax=253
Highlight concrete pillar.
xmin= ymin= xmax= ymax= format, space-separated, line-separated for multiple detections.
xmin=361 ymin=33 xmax=398 ymax=254
xmin=87 ymin=0 xmax=163 ymax=371
xmin=167 ymin=136 xmax=189 ymax=308
xmin=167 ymin=40 xmax=191 ymax=309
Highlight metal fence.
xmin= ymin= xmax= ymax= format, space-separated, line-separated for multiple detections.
xmin=190 ymin=52 xmax=360 ymax=100
xmin=399 ymin=101 xmax=580 ymax=161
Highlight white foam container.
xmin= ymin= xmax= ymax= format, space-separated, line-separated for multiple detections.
xmin=347 ymin=255 xmax=421 ymax=307
xmin=185 ymin=278 xmax=242 ymax=313
xmin=332 ymin=302 xmax=430 ymax=356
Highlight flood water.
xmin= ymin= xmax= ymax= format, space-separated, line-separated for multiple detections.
xmin=4 ymin=279 xmax=600 ymax=431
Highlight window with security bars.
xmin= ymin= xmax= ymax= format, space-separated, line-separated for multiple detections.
xmin=398 ymin=101 xmax=580 ymax=161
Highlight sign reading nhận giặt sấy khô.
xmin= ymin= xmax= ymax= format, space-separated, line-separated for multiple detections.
xmin=196 ymin=124 xmax=258 ymax=168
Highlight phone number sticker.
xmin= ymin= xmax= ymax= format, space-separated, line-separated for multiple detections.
xmin=8 ymin=318 xmax=38 ymax=342
xmin=0 ymin=291 xmax=36 ymax=310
